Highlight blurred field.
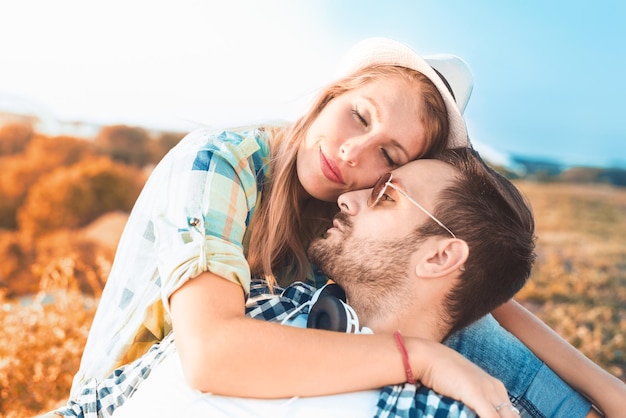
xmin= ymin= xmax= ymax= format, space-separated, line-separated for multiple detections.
xmin=1 ymin=181 xmax=625 ymax=417
xmin=515 ymin=182 xmax=626 ymax=380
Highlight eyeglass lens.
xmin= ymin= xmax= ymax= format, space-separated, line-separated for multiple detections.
xmin=368 ymin=172 xmax=393 ymax=207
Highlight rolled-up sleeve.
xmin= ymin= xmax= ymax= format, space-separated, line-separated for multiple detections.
xmin=69 ymin=128 xmax=269 ymax=396
xmin=152 ymin=130 xmax=266 ymax=312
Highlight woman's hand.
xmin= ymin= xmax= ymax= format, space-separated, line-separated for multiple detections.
xmin=407 ymin=337 xmax=520 ymax=418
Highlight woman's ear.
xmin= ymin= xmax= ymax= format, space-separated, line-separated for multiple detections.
xmin=415 ymin=238 xmax=469 ymax=278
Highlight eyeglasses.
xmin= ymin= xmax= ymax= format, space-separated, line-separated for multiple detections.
xmin=367 ymin=172 xmax=456 ymax=238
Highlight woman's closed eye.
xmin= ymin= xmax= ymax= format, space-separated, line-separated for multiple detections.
xmin=380 ymin=147 xmax=397 ymax=167
xmin=351 ymin=107 xmax=368 ymax=127
xmin=351 ymin=106 xmax=397 ymax=167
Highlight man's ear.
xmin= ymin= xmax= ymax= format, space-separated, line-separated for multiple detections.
xmin=415 ymin=238 xmax=469 ymax=278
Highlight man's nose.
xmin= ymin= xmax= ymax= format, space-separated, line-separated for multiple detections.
xmin=337 ymin=188 xmax=371 ymax=214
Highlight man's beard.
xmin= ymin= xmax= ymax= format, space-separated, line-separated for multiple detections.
xmin=307 ymin=212 xmax=418 ymax=322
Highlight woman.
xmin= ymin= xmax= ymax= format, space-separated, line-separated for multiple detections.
xmin=55 ymin=38 xmax=622 ymax=417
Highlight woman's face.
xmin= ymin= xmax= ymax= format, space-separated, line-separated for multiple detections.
xmin=297 ymin=76 xmax=429 ymax=202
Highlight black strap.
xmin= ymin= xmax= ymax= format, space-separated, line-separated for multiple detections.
xmin=432 ymin=67 xmax=456 ymax=102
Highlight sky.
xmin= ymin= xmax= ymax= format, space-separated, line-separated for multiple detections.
xmin=1 ymin=0 xmax=625 ymax=168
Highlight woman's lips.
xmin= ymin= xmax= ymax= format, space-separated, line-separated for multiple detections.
xmin=319 ymin=149 xmax=345 ymax=184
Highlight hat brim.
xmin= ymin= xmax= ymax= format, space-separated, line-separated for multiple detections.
xmin=336 ymin=38 xmax=469 ymax=148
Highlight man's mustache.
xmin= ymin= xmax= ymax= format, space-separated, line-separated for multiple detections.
xmin=333 ymin=212 xmax=352 ymax=232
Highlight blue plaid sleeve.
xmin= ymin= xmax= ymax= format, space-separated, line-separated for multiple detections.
xmin=375 ymin=384 xmax=477 ymax=418
xmin=56 ymin=334 xmax=177 ymax=418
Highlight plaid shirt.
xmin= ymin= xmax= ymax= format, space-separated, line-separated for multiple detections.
xmin=57 ymin=280 xmax=475 ymax=418
xmin=70 ymin=128 xmax=271 ymax=399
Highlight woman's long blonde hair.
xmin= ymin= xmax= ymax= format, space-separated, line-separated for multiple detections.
xmin=247 ymin=65 xmax=450 ymax=288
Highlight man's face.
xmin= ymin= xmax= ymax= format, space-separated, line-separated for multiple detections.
xmin=308 ymin=159 xmax=455 ymax=301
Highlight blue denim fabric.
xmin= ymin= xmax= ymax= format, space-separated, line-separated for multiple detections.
xmin=445 ymin=315 xmax=591 ymax=418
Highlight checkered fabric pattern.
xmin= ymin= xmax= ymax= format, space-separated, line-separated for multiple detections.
xmin=377 ymin=385 xmax=475 ymax=418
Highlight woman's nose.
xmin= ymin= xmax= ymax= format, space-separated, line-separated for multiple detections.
xmin=339 ymin=137 xmax=368 ymax=167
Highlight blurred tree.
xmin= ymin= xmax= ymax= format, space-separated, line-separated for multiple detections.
xmin=32 ymin=229 xmax=115 ymax=297
xmin=149 ymin=131 xmax=184 ymax=163
xmin=24 ymin=133 xmax=97 ymax=168
xmin=0 ymin=121 xmax=34 ymax=155
xmin=532 ymin=169 xmax=558 ymax=183
xmin=599 ymin=168 xmax=626 ymax=187
xmin=0 ymin=231 xmax=35 ymax=296
xmin=0 ymin=157 xmax=26 ymax=229
xmin=95 ymin=125 xmax=152 ymax=166
xmin=17 ymin=157 xmax=143 ymax=236
xmin=560 ymin=167 xmax=604 ymax=183
xmin=0 ymin=135 xmax=97 ymax=229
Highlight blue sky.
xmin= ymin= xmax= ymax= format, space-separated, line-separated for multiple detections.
xmin=1 ymin=0 xmax=625 ymax=168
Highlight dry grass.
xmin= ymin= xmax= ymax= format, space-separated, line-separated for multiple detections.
xmin=515 ymin=181 xmax=626 ymax=380
xmin=0 ymin=292 xmax=98 ymax=417
xmin=1 ymin=182 xmax=625 ymax=417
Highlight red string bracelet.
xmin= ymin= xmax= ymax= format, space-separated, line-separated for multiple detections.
xmin=393 ymin=330 xmax=417 ymax=385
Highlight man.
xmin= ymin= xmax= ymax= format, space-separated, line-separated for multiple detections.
xmin=306 ymin=147 xmax=534 ymax=343
xmin=54 ymin=148 xmax=592 ymax=418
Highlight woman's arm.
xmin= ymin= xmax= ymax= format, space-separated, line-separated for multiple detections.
xmin=170 ymin=272 xmax=518 ymax=418
xmin=493 ymin=300 xmax=626 ymax=417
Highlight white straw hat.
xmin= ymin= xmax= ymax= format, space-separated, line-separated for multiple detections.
xmin=336 ymin=37 xmax=473 ymax=148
